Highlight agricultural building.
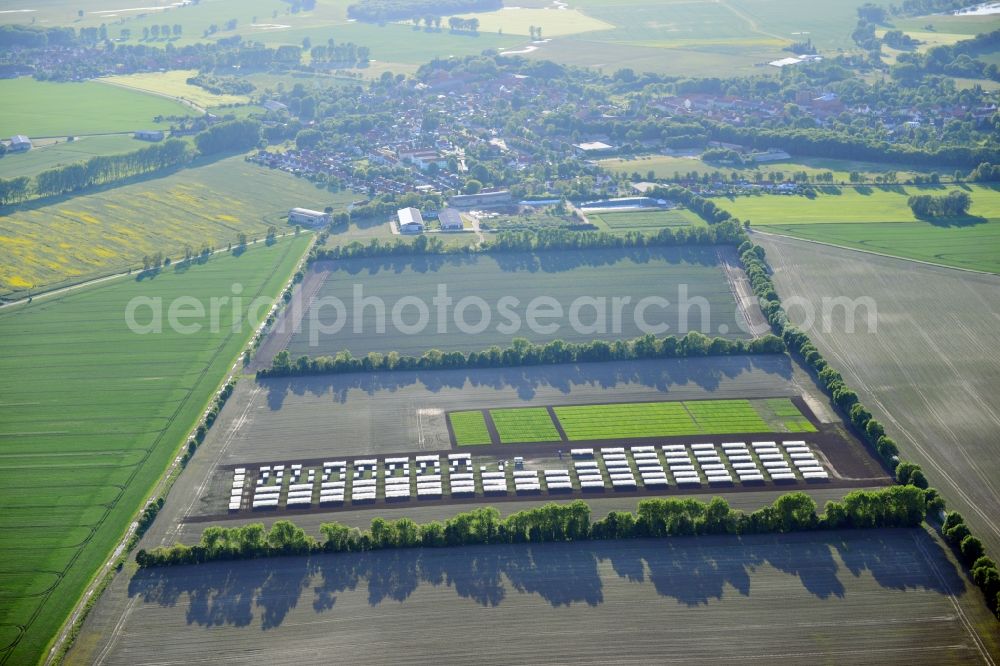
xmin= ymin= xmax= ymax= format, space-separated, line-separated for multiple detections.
xmin=448 ymin=190 xmax=512 ymax=209
xmin=288 ymin=207 xmax=330 ymax=226
xmin=9 ymin=135 xmax=31 ymax=152
xmin=438 ymin=208 xmax=464 ymax=230
xmin=397 ymin=207 xmax=426 ymax=233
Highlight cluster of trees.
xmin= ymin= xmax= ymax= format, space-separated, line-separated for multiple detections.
xmin=942 ymin=512 xmax=1000 ymax=617
xmin=701 ymin=148 xmax=754 ymax=168
xmin=308 ymin=40 xmax=371 ymax=68
xmin=259 ymin=331 xmax=785 ymax=378
xmin=346 ymin=0 xmax=500 ymax=24
xmin=186 ymin=73 xmax=255 ymax=95
xmin=648 ymin=185 xmax=735 ymax=225
xmin=194 ymin=119 xmax=262 ymax=155
xmin=907 ymin=190 xmax=972 ymax=219
xmin=969 ymin=162 xmax=1000 ymax=182
xmin=136 ymin=488 xmax=931 ymax=567
xmin=894 ymin=31 xmax=1000 ymax=83
xmin=882 ymin=30 xmax=920 ymax=51
xmin=0 ymin=24 xmax=75 ymax=48
xmin=0 ymin=139 xmax=189 ymax=204
xmin=707 ymin=122 xmax=1000 ymax=169
xmin=447 ymin=17 xmax=481 ymax=33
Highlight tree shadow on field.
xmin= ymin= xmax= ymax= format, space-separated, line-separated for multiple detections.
xmin=125 ymin=529 xmax=962 ymax=632
xmin=920 ymin=213 xmax=988 ymax=228
xmin=325 ymin=246 xmax=720 ymax=279
xmin=260 ymin=355 xmax=796 ymax=410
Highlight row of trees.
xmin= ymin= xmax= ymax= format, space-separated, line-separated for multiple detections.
xmin=194 ymin=118 xmax=263 ymax=155
xmin=259 ymin=331 xmax=786 ymax=378
xmin=648 ymin=185 xmax=735 ymax=225
xmin=346 ymin=0 xmax=500 ymax=24
xmin=1 ymin=119 xmax=263 ymax=207
xmin=907 ymin=190 xmax=972 ymax=219
xmin=310 ymin=220 xmax=747 ymax=265
xmin=0 ymin=139 xmax=190 ymax=205
xmin=942 ymin=512 xmax=1000 ymax=615
xmin=34 ymin=139 xmax=190 ymax=198
xmin=136 ymin=487 xmax=930 ymax=567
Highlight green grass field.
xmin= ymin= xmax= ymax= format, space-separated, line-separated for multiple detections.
xmin=99 ymin=71 xmax=252 ymax=108
xmin=601 ymin=154 xmax=938 ymax=183
xmin=449 ymin=410 xmax=493 ymax=446
xmin=0 ymin=78 xmax=192 ymax=137
xmin=489 ymin=407 xmax=561 ymax=444
xmin=0 ymin=234 xmax=311 ymax=665
xmin=0 ymin=156 xmax=354 ymax=297
xmin=717 ymin=185 xmax=1000 ymax=273
xmin=456 ymin=398 xmax=816 ymax=445
xmin=521 ymin=0 xmax=879 ymax=77
xmin=587 ymin=209 xmax=705 ymax=232
xmin=0 ymin=135 xmax=150 ymax=180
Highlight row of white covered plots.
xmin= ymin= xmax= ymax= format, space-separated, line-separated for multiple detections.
xmin=226 ymin=441 xmax=829 ymax=512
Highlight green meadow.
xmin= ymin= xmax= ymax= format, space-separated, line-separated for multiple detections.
xmin=0 ymin=78 xmax=191 ymax=137
xmin=0 ymin=234 xmax=311 ymax=665
xmin=717 ymin=185 xmax=1000 ymax=273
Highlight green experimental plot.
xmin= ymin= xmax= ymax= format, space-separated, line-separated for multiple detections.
xmin=450 ymin=398 xmax=815 ymax=445
xmin=447 ymin=411 xmax=493 ymax=446
xmin=0 ymin=235 xmax=311 ymax=666
xmin=489 ymin=407 xmax=563 ymax=444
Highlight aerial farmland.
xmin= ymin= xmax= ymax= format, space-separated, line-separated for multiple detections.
xmin=2 ymin=0 xmax=999 ymax=663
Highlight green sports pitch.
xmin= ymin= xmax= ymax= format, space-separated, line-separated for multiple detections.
xmin=448 ymin=397 xmax=816 ymax=446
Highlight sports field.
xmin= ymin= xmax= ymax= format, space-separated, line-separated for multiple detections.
xmin=0 ymin=78 xmax=190 ymax=137
xmin=450 ymin=397 xmax=815 ymax=446
xmin=587 ymin=209 xmax=704 ymax=232
xmin=0 ymin=156 xmax=353 ymax=297
xmin=284 ymin=246 xmax=750 ymax=358
xmin=720 ymin=185 xmax=1000 ymax=273
xmin=64 ymin=530 xmax=999 ymax=665
xmin=0 ymin=235 xmax=311 ymax=666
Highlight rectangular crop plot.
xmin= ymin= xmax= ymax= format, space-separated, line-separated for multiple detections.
xmin=489 ymin=408 xmax=562 ymax=444
xmin=284 ymin=247 xmax=748 ymax=358
xmin=556 ymin=402 xmax=699 ymax=440
xmin=550 ymin=398 xmax=815 ymax=443
xmin=449 ymin=411 xmax=494 ymax=446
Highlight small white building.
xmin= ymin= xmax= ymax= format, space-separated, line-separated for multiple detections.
xmin=9 ymin=135 xmax=31 ymax=152
xmin=438 ymin=208 xmax=463 ymax=231
xmin=397 ymin=207 xmax=425 ymax=233
xmin=573 ymin=141 xmax=615 ymax=156
xmin=288 ymin=207 xmax=329 ymax=226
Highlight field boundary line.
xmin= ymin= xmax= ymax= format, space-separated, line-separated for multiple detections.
xmin=752 ymin=229 xmax=1000 ymax=277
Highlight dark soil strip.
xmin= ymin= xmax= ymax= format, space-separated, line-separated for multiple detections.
xmin=546 ymin=406 xmax=569 ymax=443
xmin=482 ymin=409 xmax=502 ymax=447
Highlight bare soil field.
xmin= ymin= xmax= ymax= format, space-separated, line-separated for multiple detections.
xmin=759 ymin=234 xmax=1000 ymax=556
xmin=67 ymin=529 xmax=999 ymax=665
xmin=230 ymin=356 xmax=805 ymax=464
xmin=278 ymin=247 xmax=753 ymax=359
